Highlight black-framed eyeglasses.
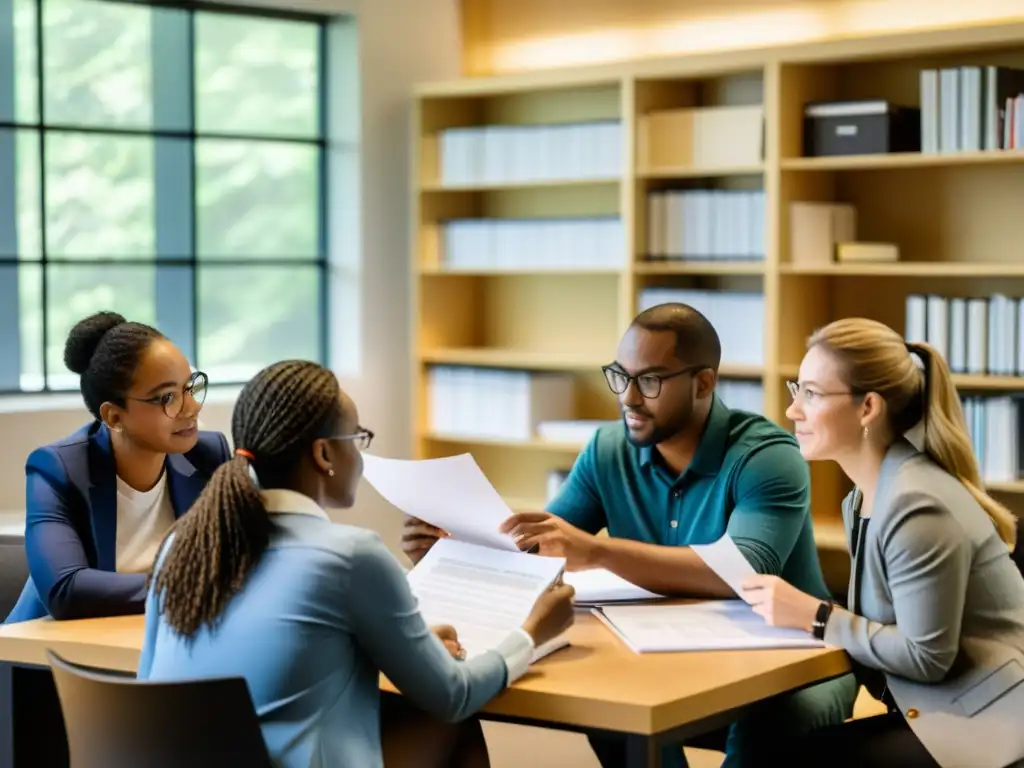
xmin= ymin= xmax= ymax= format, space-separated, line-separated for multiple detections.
xmin=602 ymin=364 xmax=708 ymax=400
xmin=128 ymin=371 xmax=208 ymax=418
xmin=334 ymin=426 xmax=374 ymax=451
xmin=785 ymin=380 xmax=858 ymax=404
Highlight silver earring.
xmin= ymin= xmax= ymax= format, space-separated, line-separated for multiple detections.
xmin=328 ymin=469 xmax=335 ymax=477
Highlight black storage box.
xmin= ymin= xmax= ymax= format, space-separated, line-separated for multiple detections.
xmin=802 ymin=99 xmax=921 ymax=157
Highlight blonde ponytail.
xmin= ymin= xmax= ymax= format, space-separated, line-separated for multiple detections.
xmin=809 ymin=319 xmax=1019 ymax=550
xmin=912 ymin=341 xmax=1018 ymax=550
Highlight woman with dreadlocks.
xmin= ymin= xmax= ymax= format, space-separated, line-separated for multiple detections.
xmin=137 ymin=359 xmax=575 ymax=768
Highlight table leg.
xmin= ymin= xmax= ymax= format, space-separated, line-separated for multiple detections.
xmin=624 ymin=733 xmax=658 ymax=768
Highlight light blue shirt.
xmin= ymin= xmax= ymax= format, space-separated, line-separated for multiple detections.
xmin=137 ymin=490 xmax=533 ymax=768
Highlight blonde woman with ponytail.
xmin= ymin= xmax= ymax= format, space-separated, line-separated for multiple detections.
xmin=740 ymin=318 xmax=1024 ymax=768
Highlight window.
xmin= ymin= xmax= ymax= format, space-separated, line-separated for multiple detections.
xmin=0 ymin=0 xmax=328 ymax=393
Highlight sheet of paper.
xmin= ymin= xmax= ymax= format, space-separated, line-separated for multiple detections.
xmin=407 ymin=538 xmax=567 ymax=660
xmin=564 ymin=568 xmax=663 ymax=605
xmin=362 ymin=453 xmax=519 ymax=552
xmin=595 ymin=601 xmax=825 ymax=653
xmin=690 ymin=534 xmax=757 ymax=600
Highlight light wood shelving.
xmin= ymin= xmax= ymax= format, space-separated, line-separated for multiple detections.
xmin=411 ymin=21 xmax=1024 ymax=592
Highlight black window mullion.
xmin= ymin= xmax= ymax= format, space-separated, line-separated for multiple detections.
xmin=35 ymin=0 xmax=48 ymax=391
xmin=317 ymin=20 xmax=329 ymax=369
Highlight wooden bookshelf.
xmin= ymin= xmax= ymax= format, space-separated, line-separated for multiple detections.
xmin=411 ymin=21 xmax=1024 ymax=592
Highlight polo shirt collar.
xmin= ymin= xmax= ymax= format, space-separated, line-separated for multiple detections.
xmin=261 ymin=488 xmax=330 ymax=521
xmin=639 ymin=394 xmax=731 ymax=477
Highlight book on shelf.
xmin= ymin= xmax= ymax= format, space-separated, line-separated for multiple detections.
xmin=962 ymin=396 xmax=1023 ymax=485
xmin=427 ymin=366 xmax=575 ymax=442
xmin=646 ymin=189 xmax=765 ymax=262
xmin=438 ymin=120 xmax=622 ymax=186
xmin=920 ymin=65 xmax=1024 ymax=153
xmin=639 ymin=287 xmax=764 ymax=367
xmin=905 ymin=293 xmax=1023 ymax=376
xmin=440 ymin=216 xmax=624 ymax=271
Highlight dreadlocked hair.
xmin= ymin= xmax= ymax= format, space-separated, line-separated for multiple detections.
xmin=151 ymin=360 xmax=344 ymax=637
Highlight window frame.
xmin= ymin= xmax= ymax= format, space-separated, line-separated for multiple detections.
xmin=0 ymin=0 xmax=331 ymax=396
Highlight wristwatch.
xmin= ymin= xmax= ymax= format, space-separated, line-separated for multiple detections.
xmin=811 ymin=600 xmax=835 ymax=640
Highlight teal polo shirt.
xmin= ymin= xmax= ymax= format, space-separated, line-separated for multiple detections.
xmin=547 ymin=394 xmax=832 ymax=601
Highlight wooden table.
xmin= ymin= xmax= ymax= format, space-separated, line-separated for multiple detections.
xmin=0 ymin=610 xmax=851 ymax=768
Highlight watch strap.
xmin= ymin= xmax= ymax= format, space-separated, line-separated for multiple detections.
xmin=811 ymin=600 xmax=834 ymax=640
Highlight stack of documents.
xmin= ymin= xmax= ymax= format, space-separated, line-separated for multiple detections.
xmin=593 ymin=534 xmax=825 ymax=653
xmin=563 ymin=568 xmax=663 ymax=605
xmin=407 ymin=538 xmax=569 ymax=662
xmin=362 ymin=453 xmax=569 ymax=661
xmin=594 ymin=601 xmax=825 ymax=652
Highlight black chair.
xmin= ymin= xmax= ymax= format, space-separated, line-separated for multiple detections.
xmin=0 ymin=534 xmax=28 ymax=621
xmin=46 ymin=649 xmax=273 ymax=768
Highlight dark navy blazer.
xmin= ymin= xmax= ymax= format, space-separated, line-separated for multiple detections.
xmin=4 ymin=421 xmax=230 ymax=624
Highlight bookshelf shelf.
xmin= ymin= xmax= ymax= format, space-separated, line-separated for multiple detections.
xmin=779 ymin=263 xmax=1024 ymax=277
xmin=635 ymin=261 xmax=766 ymax=276
xmin=781 ymin=149 xmax=1024 ymax=172
xmin=413 ymin=21 xmax=1024 ymax=593
xmin=419 ymin=266 xmax=623 ymax=277
xmin=988 ymin=480 xmax=1024 ymax=494
xmin=419 ymin=178 xmax=621 ymax=193
xmin=637 ymin=164 xmax=764 ymax=179
xmin=420 ymin=347 xmax=610 ymax=371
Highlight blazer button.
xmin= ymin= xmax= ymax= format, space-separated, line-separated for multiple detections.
xmin=906 ymin=708 xmax=919 ymax=719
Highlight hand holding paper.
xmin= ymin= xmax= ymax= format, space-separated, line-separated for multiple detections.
xmin=740 ymin=574 xmax=822 ymax=633
xmin=690 ymin=533 xmax=758 ymax=600
xmin=362 ymin=453 xmax=519 ymax=552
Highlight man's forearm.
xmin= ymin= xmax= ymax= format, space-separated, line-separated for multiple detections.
xmin=591 ymin=537 xmax=737 ymax=599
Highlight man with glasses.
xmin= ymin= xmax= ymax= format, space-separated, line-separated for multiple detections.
xmin=404 ymin=302 xmax=856 ymax=768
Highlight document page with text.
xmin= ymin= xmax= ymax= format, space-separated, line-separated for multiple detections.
xmin=595 ymin=601 xmax=825 ymax=653
xmin=407 ymin=538 xmax=568 ymax=661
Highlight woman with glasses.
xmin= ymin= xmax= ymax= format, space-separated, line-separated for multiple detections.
xmin=137 ymin=359 xmax=575 ymax=768
xmin=5 ymin=311 xmax=228 ymax=625
xmin=741 ymin=318 xmax=1024 ymax=768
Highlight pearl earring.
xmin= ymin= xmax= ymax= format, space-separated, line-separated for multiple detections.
xmin=328 ymin=469 xmax=335 ymax=477
xmin=863 ymin=426 xmax=869 ymax=440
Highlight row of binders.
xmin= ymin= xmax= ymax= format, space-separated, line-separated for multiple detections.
xmin=963 ymin=396 xmax=1021 ymax=485
xmin=646 ymin=189 xmax=766 ymax=261
xmin=427 ymin=366 xmax=576 ymax=442
xmin=905 ymin=294 xmax=1023 ymax=376
xmin=920 ymin=65 xmax=1024 ymax=153
xmin=440 ymin=216 xmax=624 ymax=270
xmin=437 ymin=120 xmax=622 ymax=186
xmin=639 ymin=288 xmax=765 ymax=367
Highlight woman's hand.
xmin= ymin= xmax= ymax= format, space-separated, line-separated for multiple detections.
xmin=432 ymin=624 xmax=466 ymax=660
xmin=741 ymin=575 xmax=821 ymax=632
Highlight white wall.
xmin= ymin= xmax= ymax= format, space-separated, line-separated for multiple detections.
xmin=0 ymin=0 xmax=463 ymax=560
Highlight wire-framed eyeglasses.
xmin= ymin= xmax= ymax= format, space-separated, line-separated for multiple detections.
xmin=128 ymin=371 xmax=208 ymax=418
xmin=602 ymin=364 xmax=708 ymax=399
xmin=334 ymin=427 xmax=374 ymax=451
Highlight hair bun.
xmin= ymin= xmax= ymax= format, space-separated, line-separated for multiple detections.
xmin=64 ymin=311 xmax=127 ymax=375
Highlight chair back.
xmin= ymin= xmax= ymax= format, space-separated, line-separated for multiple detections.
xmin=0 ymin=534 xmax=28 ymax=621
xmin=46 ymin=650 xmax=273 ymax=768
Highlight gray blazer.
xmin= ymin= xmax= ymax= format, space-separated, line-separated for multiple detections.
xmin=826 ymin=440 xmax=1024 ymax=768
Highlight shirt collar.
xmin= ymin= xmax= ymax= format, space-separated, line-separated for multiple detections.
xmin=638 ymin=393 xmax=731 ymax=477
xmin=260 ymin=489 xmax=330 ymax=521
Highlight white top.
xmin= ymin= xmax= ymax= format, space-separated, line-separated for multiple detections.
xmin=115 ymin=471 xmax=176 ymax=573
